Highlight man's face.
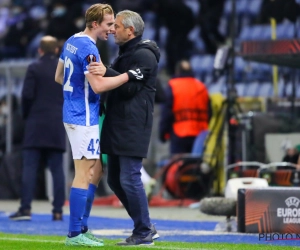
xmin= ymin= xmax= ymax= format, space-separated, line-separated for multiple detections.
xmin=113 ymin=16 xmax=131 ymax=45
xmin=96 ymin=14 xmax=115 ymax=41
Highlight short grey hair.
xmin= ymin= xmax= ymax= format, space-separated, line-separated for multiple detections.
xmin=116 ymin=10 xmax=144 ymax=37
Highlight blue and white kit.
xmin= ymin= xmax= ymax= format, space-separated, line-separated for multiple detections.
xmin=60 ymin=33 xmax=101 ymax=159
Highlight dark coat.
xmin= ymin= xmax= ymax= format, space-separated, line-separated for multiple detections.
xmin=101 ymin=36 xmax=160 ymax=158
xmin=21 ymin=53 xmax=66 ymax=151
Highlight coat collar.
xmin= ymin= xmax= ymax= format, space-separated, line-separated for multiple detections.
xmin=119 ymin=36 xmax=142 ymax=55
xmin=40 ymin=53 xmax=57 ymax=60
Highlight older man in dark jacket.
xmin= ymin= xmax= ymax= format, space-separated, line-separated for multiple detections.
xmin=89 ymin=10 xmax=160 ymax=246
xmin=9 ymin=36 xmax=66 ymax=221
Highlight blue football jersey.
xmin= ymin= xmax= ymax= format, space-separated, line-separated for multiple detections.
xmin=59 ymin=33 xmax=100 ymax=126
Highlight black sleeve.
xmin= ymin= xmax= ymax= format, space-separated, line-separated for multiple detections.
xmin=104 ymin=65 xmax=141 ymax=100
xmin=103 ymin=63 xmax=141 ymax=100
xmin=118 ymin=48 xmax=157 ymax=100
xmin=104 ymin=67 xmax=120 ymax=77
xmin=131 ymin=48 xmax=157 ymax=79
xmin=21 ymin=64 xmax=36 ymax=119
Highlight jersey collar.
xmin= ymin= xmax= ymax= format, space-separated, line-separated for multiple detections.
xmin=74 ymin=32 xmax=96 ymax=44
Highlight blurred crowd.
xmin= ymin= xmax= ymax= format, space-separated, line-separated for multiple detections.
xmin=0 ymin=0 xmax=108 ymax=60
xmin=0 ymin=0 xmax=229 ymax=75
xmin=1 ymin=0 xmax=299 ymax=75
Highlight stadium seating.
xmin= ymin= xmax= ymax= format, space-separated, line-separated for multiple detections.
xmin=248 ymin=0 xmax=263 ymax=17
xmin=208 ymin=77 xmax=226 ymax=94
xmin=244 ymin=81 xmax=259 ymax=96
xmin=238 ymin=21 xmax=294 ymax=42
xmin=258 ymin=82 xmax=273 ymax=97
xmin=246 ymin=62 xmax=272 ymax=82
xmin=234 ymin=57 xmax=246 ymax=82
xmin=142 ymin=11 xmax=156 ymax=26
xmin=190 ymin=54 xmax=215 ymax=81
xmin=143 ymin=26 xmax=156 ymax=41
xmin=184 ymin=0 xmax=199 ymax=17
xmin=234 ymin=83 xmax=246 ymax=97
xmin=284 ymin=81 xmax=292 ymax=97
xmin=276 ymin=21 xmax=295 ymax=39
xmin=297 ymin=84 xmax=300 ymax=98
xmin=0 ymin=76 xmax=5 ymax=98
xmin=188 ymin=27 xmax=205 ymax=53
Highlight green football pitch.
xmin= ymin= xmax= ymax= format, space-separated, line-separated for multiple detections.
xmin=1 ymin=233 xmax=299 ymax=250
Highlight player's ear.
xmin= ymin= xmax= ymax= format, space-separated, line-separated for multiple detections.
xmin=92 ymin=21 xmax=98 ymax=28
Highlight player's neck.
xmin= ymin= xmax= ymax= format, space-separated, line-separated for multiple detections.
xmin=82 ymin=28 xmax=97 ymax=42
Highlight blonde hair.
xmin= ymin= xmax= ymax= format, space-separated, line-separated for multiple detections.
xmin=39 ymin=36 xmax=58 ymax=54
xmin=85 ymin=4 xmax=114 ymax=29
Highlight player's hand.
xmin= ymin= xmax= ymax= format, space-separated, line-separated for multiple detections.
xmin=88 ymin=62 xmax=106 ymax=76
xmin=127 ymin=66 xmax=151 ymax=81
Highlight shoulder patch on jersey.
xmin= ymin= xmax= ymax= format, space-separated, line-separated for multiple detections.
xmin=86 ymin=54 xmax=97 ymax=63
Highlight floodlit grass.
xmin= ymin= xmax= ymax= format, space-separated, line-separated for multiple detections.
xmin=0 ymin=233 xmax=300 ymax=250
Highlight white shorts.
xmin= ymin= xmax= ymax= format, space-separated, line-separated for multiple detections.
xmin=64 ymin=123 xmax=100 ymax=160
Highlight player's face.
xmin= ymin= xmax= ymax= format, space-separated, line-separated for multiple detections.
xmin=96 ymin=14 xmax=115 ymax=41
xmin=113 ymin=16 xmax=131 ymax=45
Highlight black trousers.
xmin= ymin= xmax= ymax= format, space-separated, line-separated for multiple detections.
xmin=20 ymin=148 xmax=65 ymax=214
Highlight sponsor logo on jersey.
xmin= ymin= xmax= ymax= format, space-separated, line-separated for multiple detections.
xmin=86 ymin=54 xmax=97 ymax=63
